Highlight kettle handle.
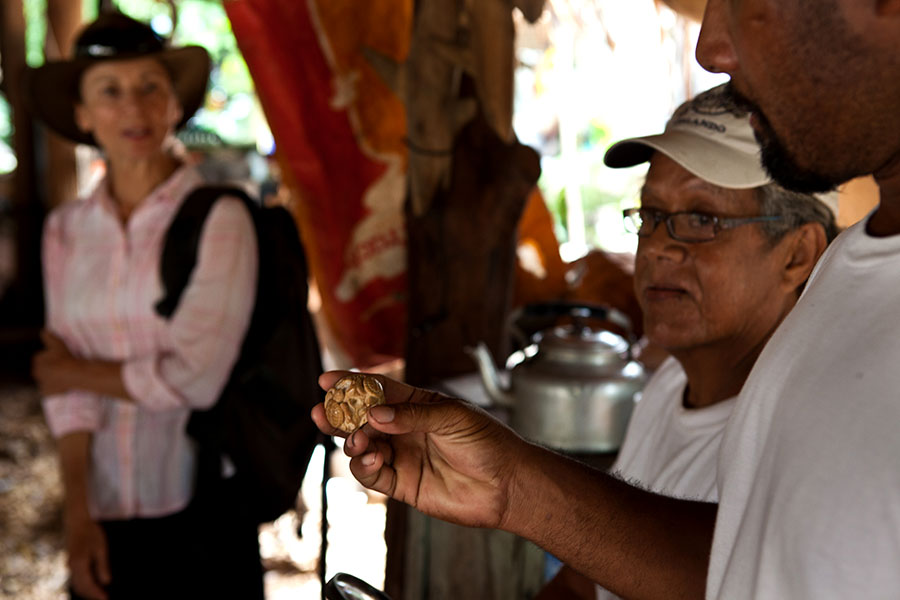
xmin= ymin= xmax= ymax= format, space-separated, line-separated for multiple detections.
xmin=324 ymin=573 xmax=393 ymax=600
xmin=508 ymin=301 xmax=638 ymax=353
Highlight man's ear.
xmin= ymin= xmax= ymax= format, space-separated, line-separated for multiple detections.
xmin=781 ymin=222 xmax=828 ymax=292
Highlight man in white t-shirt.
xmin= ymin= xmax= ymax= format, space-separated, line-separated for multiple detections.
xmin=540 ymin=84 xmax=837 ymax=600
xmin=312 ymin=2 xmax=900 ymax=596
xmin=694 ymin=2 xmax=900 ymax=596
xmin=606 ymin=84 xmax=837 ymax=504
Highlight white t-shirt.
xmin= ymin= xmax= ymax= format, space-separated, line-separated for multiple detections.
xmin=708 ymin=215 xmax=900 ymax=598
xmin=612 ymin=357 xmax=734 ymax=502
xmin=597 ymin=357 xmax=734 ymax=600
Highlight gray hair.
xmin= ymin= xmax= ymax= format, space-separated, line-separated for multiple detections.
xmin=755 ymin=183 xmax=839 ymax=245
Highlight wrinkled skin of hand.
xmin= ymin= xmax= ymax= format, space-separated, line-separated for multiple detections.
xmin=311 ymin=371 xmax=529 ymax=530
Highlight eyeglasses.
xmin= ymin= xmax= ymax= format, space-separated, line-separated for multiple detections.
xmin=622 ymin=207 xmax=784 ymax=243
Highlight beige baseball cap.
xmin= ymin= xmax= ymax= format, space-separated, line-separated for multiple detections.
xmin=604 ymin=83 xmax=839 ymax=216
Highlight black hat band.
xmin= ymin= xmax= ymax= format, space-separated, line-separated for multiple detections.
xmin=75 ymin=39 xmax=165 ymax=59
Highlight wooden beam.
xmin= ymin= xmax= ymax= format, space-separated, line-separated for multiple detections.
xmin=404 ymin=111 xmax=540 ymax=385
xmin=393 ymin=101 xmax=541 ymax=600
xmin=0 ymin=0 xmax=45 ymax=333
xmin=44 ymin=0 xmax=82 ymax=210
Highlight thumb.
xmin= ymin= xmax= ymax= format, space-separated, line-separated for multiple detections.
xmin=95 ymin=539 xmax=111 ymax=585
xmin=368 ymin=399 xmax=481 ymax=438
xmin=318 ymin=370 xmax=353 ymax=392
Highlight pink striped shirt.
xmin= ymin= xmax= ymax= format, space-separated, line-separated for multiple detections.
xmin=41 ymin=165 xmax=257 ymax=520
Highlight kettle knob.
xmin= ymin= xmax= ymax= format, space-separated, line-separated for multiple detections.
xmin=509 ymin=301 xmax=637 ymax=350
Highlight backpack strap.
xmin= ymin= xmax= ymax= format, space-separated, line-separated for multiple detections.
xmin=155 ymin=185 xmax=255 ymax=319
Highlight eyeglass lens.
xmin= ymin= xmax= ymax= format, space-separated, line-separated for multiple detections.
xmin=628 ymin=209 xmax=717 ymax=241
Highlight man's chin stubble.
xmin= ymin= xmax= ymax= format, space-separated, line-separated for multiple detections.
xmin=723 ymin=82 xmax=839 ymax=194
xmin=757 ymin=132 xmax=840 ymax=194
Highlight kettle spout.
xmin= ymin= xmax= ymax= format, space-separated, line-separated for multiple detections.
xmin=465 ymin=342 xmax=515 ymax=408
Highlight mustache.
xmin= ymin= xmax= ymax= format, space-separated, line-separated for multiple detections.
xmin=722 ymin=82 xmax=761 ymax=116
xmin=722 ymin=81 xmax=778 ymax=139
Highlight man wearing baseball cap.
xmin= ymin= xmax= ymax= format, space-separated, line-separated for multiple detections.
xmin=538 ymin=83 xmax=838 ymax=599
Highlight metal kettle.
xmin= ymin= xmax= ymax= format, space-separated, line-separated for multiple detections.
xmin=468 ymin=302 xmax=646 ymax=453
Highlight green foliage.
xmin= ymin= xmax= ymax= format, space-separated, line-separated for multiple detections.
xmin=0 ymin=98 xmax=11 ymax=142
xmin=537 ymin=114 xmax=637 ymax=252
xmin=0 ymin=96 xmax=14 ymax=174
xmin=580 ymin=185 xmax=625 ymax=249
xmin=577 ymin=118 xmax=610 ymax=151
xmin=83 ymin=2 xmax=98 ymax=21
xmin=115 ymin=0 xmax=258 ymax=145
xmin=551 ymin=187 xmax=568 ymax=243
xmin=23 ymin=0 xmax=47 ymax=67
xmin=16 ymin=0 xmax=259 ymax=147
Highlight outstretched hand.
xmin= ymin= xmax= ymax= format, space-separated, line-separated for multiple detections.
xmin=315 ymin=372 xmax=717 ymax=600
xmin=311 ymin=371 xmax=530 ymax=530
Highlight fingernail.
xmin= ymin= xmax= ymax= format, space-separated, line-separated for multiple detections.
xmin=370 ymin=405 xmax=395 ymax=423
xmin=362 ymin=453 xmax=376 ymax=466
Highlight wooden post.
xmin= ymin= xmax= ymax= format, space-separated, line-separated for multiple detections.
xmin=44 ymin=0 xmax=83 ymax=209
xmin=389 ymin=105 xmax=542 ymax=600
xmin=404 ymin=112 xmax=541 ymax=383
xmin=381 ymin=0 xmax=544 ymax=593
xmin=0 ymin=0 xmax=45 ymax=342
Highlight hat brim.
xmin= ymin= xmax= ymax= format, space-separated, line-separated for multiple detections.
xmin=24 ymin=46 xmax=210 ymax=146
xmin=604 ymin=130 xmax=772 ymax=190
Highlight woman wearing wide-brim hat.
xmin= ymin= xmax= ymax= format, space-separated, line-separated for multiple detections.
xmin=26 ymin=13 xmax=263 ymax=600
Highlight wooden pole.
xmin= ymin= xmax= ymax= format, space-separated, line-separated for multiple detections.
xmin=0 ymin=0 xmax=45 ymax=341
xmin=44 ymin=0 xmax=83 ymax=210
xmin=384 ymin=0 xmax=543 ymax=594
xmin=404 ymin=110 xmax=540 ymax=384
xmin=391 ymin=93 xmax=542 ymax=600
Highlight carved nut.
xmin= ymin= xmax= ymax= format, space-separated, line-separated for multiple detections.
xmin=324 ymin=374 xmax=386 ymax=433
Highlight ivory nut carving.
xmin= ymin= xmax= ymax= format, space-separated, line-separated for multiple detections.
xmin=324 ymin=374 xmax=386 ymax=433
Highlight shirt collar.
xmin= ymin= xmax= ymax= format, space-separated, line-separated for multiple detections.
xmin=88 ymin=163 xmax=203 ymax=216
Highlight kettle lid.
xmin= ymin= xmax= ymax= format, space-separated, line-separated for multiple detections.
xmin=538 ymin=324 xmax=631 ymax=367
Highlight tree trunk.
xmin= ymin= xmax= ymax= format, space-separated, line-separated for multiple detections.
xmin=404 ymin=112 xmax=540 ymax=386
xmin=386 ymin=107 xmax=541 ymax=600
xmin=0 ymin=0 xmax=45 ymax=338
xmin=44 ymin=0 xmax=82 ymax=210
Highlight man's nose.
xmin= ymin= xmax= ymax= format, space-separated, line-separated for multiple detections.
xmin=638 ymin=220 xmax=688 ymax=261
xmin=696 ymin=0 xmax=739 ymax=76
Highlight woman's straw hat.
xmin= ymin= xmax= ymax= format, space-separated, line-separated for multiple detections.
xmin=23 ymin=12 xmax=210 ymax=146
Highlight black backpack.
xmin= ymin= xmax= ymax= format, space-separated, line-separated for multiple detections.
xmin=155 ymin=185 xmax=324 ymax=524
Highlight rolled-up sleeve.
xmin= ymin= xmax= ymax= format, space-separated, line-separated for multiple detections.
xmin=41 ymin=210 xmax=104 ymax=437
xmin=42 ymin=392 xmax=104 ymax=437
xmin=122 ymin=197 xmax=258 ymax=411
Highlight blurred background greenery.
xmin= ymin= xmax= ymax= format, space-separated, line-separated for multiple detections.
xmin=2 ymin=0 xmax=726 ymax=256
xmin=0 ymin=0 xmax=269 ymax=178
